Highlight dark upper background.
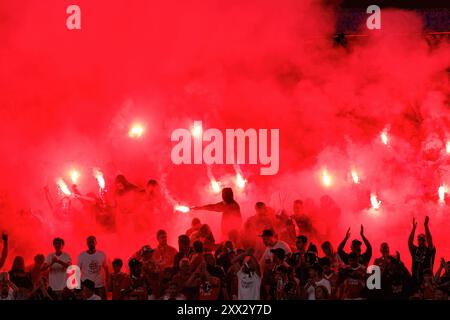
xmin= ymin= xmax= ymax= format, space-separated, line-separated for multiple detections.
xmin=337 ymin=0 xmax=449 ymax=8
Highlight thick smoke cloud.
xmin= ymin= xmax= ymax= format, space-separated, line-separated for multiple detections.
xmin=0 ymin=1 xmax=449 ymax=267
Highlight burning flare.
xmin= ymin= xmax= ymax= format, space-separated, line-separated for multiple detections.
xmin=174 ymin=205 xmax=190 ymax=213
xmin=351 ymin=169 xmax=359 ymax=184
xmin=236 ymin=173 xmax=247 ymax=189
xmin=69 ymin=169 xmax=80 ymax=185
xmin=191 ymin=121 xmax=203 ymax=138
xmin=446 ymin=141 xmax=450 ymax=154
xmin=210 ymin=179 xmax=221 ymax=193
xmin=322 ymin=169 xmax=332 ymax=187
xmin=56 ymin=178 xmax=72 ymax=196
xmin=93 ymin=169 xmax=106 ymax=190
xmin=439 ymin=185 xmax=447 ymax=205
xmin=370 ymin=193 xmax=381 ymax=210
xmin=380 ymin=128 xmax=389 ymax=145
xmin=128 ymin=124 xmax=144 ymax=138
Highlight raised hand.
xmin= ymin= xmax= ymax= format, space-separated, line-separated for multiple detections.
xmin=360 ymin=225 xmax=364 ymax=237
xmin=412 ymin=217 xmax=417 ymax=229
xmin=1 ymin=232 xmax=7 ymax=242
xmin=424 ymin=216 xmax=429 ymax=226
xmin=345 ymin=228 xmax=351 ymax=239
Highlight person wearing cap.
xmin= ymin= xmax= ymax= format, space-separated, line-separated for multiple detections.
xmin=408 ymin=216 xmax=436 ymax=285
xmin=77 ymin=235 xmax=109 ymax=300
xmin=259 ymin=229 xmax=292 ymax=267
xmin=337 ymin=224 xmax=372 ymax=267
xmin=134 ymin=244 xmax=160 ymax=296
xmin=82 ymin=279 xmax=101 ymax=300
xmin=191 ymin=187 xmax=242 ymax=240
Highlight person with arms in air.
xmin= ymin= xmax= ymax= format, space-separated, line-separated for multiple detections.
xmin=338 ymin=225 xmax=372 ymax=266
xmin=408 ymin=216 xmax=436 ymax=286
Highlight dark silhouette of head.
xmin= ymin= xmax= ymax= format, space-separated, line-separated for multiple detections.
xmin=222 ymin=188 xmax=234 ymax=203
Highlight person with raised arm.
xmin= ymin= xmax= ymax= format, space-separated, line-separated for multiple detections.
xmin=191 ymin=187 xmax=242 ymax=240
xmin=409 ymin=216 xmax=436 ymax=285
xmin=338 ymin=225 xmax=372 ymax=266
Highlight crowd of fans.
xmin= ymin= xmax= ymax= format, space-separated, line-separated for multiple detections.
xmin=0 ymin=181 xmax=449 ymax=301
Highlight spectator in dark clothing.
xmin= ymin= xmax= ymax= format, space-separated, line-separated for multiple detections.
xmin=408 ymin=216 xmax=435 ymax=285
xmin=173 ymin=235 xmax=192 ymax=274
xmin=191 ymin=188 xmax=242 ymax=240
xmin=338 ymin=225 xmax=372 ymax=266
xmin=9 ymin=256 xmax=33 ymax=300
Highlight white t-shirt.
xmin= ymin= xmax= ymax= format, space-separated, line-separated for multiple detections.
xmin=260 ymin=240 xmax=292 ymax=263
xmin=87 ymin=294 xmax=101 ymax=300
xmin=77 ymin=251 xmax=107 ymax=288
xmin=0 ymin=287 xmax=15 ymax=300
xmin=305 ymin=278 xmax=331 ymax=300
xmin=45 ymin=252 xmax=72 ymax=291
xmin=237 ymin=270 xmax=261 ymax=300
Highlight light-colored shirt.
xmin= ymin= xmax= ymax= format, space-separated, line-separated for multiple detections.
xmin=260 ymin=240 xmax=292 ymax=263
xmin=45 ymin=252 xmax=72 ymax=291
xmin=305 ymin=278 xmax=331 ymax=300
xmin=77 ymin=251 xmax=107 ymax=288
xmin=237 ymin=270 xmax=261 ymax=300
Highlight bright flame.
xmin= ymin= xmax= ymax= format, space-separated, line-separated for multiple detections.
xmin=174 ymin=205 xmax=190 ymax=213
xmin=128 ymin=124 xmax=144 ymax=138
xmin=210 ymin=179 xmax=221 ymax=193
xmin=351 ymin=169 xmax=359 ymax=184
xmin=56 ymin=178 xmax=72 ymax=196
xmin=370 ymin=193 xmax=381 ymax=210
xmin=439 ymin=185 xmax=447 ymax=204
xmin=322 ymin=169 xmax=332 ymax=187
xmin=70 ymin=169 xmax=80 ymax=185
xmin=446 ymin=141 xmax=450 ymax=154
xmin=236 ymin=173 xmax=247 ymax=189
xmin=380 ymin=129 xmax=389 ymax=145
xmin=93 ymin=169 xmax=105 ymax=190
xmin=191 ymin=122 xmax=203 ymax=138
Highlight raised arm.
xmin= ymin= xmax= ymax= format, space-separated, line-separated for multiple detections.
xmin=191 ymin=202 xmax=224 ymax=212
xmin=424 ymin=216 xmax=433 ymax=249
xmin=434 ymin=258 xmax=446 ymax=283
xmin=338 ymin=228 xmax=350 ymax=260
xmin=408 ymin=218 xmax=417 ymax=253
xmin=360 ymin=225 xmax=372 ymax=261
xmin=0 ymin=232 xmax=8 ymax=270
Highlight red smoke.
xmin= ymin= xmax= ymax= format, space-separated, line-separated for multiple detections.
xmin=0 ymin=1 xmax=449 ymax=270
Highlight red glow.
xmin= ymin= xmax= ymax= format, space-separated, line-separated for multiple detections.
xmin=0 ymin=1 xmax=448 ymax=280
